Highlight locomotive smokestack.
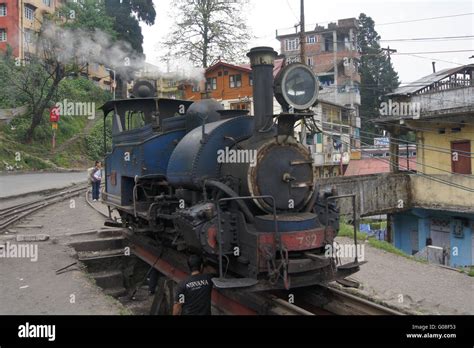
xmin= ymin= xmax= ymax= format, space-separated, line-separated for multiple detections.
xmin=247 ymin=47 xmax=278 ymax=134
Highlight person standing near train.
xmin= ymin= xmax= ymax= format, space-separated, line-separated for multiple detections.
xmin=90 ymin=161 xmax=102 ymax=201
xmin=173 ymin=255 xmax=214 ymax=316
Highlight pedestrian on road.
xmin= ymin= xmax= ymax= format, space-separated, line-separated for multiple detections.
xmin=90 ymin=161 xmax=102 ymax=201
xmin=173 ymin=255 xmax=214 ymax=316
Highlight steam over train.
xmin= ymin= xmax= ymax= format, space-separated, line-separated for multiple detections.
xmin=101 ymin=47 xmax=362 ymax=291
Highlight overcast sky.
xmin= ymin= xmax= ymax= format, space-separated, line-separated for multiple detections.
xmin=141 ymin=0 xmax=474 ymax=83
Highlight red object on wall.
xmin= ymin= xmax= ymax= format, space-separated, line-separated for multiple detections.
xmin=50 ymin=106 xmax=60 ymax=122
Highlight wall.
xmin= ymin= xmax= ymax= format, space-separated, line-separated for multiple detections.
xmin=318 ymin=173 xmax=411 ymax=217
xmin=393 ymin=210 xmax=473 ymax=266
xmin=0 ymin=0 xmax=20 ymax=57
xmin=415 ymin=124 xmax=474 ymax=175
xmin=412 ymin=87 xmax=474 ymax=114
xmin=410 ymin=175 xmax=474 ymax=213
xmin=393 ymin=212 xmax=419 ymax=255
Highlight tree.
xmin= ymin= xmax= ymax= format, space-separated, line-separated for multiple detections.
xmin=165 ymin=0 xmax=251 ymax=68
xmin=0 ymin=0 xmax=119 ymax=142
xmin=357 ymin=13 xmax=400 ymax=139
xmin=104 ymin=0 xmax=156 ymax=54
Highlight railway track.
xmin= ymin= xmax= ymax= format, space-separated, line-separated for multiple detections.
xmin=81 ymin=192 xmax=405 ymax=316
xmin=0 ymin=183 xmax=88 ymax=231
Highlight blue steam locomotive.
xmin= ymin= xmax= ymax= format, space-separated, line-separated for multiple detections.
xmin=101 ymin=47 xmax=362 ymax=291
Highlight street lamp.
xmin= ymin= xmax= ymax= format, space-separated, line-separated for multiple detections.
xmin=105 ymin=67 xmax=116 ymax=100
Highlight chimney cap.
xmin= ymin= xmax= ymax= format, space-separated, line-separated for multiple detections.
xmin=247 ymin=47 xmax=278 ymax=67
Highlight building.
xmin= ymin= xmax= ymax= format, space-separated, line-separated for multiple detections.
xmin=0 ymin=0 xmax=112 ymax=91
xmin=300 ymin=100 xmax=353 ymax=177
xmin=0 ymin=0 xmax=59 ymax=59
xmin=377 ymin=64 xmax=474 ymax=267
xmin=276 ymin=18 xmax=361 ymax=159
xmin=182 ymin=61 xmax=255 ymax=112
xmin=131 ymin=62 xmax=183 ymax=100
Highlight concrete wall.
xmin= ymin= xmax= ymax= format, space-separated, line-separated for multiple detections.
xmin=318 ymin=173 xmax=411 ymax=217
xmin=393 ymin=210 xmax=473 ymax=267
xmin=412 ymin=87 xmax=474 ymax=114
xmin=393 ymin=212 xmax=419 ymax=255
xmin=0 ymin=105 xmax=27 ymax=124
xmin=415 ymin=124 xmax=474 ymax=175
xmin=410 ymin=175 xmax=474 ymax=213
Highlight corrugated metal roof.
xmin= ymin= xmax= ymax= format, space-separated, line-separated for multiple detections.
xmin=388 ymin=65 xmax=473 ymax=96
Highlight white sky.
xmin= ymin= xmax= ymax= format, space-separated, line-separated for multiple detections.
xmin=141 ymin=0 xmax=474 ymax=83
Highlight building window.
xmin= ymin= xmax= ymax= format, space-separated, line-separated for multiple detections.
xmin=249 ymin=73 xmax=253 ymax=86
xmin=307 ymin=57 xmax=314 ymax=66
xmin=25 ymin=5 xmax=35 ymax=21
xmin=307 ymin=35 xmax=316 ymax=44
xmin=286 ymin=56 xmax=300 ymax=64
xmin=0 ymin=29 xmax=6 ymax=42
xmin=230 ymin=102 xmax=250 ymax=110
xmin=42 ymin=0 xmax=51 ymax=6
xmin=23 ymin=30 xmax=34 ymax=47
xmin=192 ymin=84 xmax=200 ymax=92
xmin=229 ymin=74 xmax=242 ymax=88
xmin=206 ymin=77 xmax=217 ymax=91
xmin=285 ymin=38 xmax=300 ymax=51
xmin=0 ymin=4 xmax=7 ymax=16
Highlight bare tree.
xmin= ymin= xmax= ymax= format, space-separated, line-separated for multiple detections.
xmin=165 ymin=0 xmax=251 ymax=68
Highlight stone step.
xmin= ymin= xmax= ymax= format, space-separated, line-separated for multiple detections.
xmin=68 ymin=237 xmax=125 ymax=252
xmin=104 ymin=287 xmax=128 ymax=298
xmin=90 ymin=270 xmax=124 ymax=289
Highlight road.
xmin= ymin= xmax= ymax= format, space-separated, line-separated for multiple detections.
xmin=0 ymin=172 xmax=88 ymax=199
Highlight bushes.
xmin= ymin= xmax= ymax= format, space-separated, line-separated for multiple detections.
xmin=85 ymin=118 xmax=112 ymax=161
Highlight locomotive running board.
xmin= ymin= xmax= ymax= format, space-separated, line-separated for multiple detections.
xmin=337 ymin=261 xmax=367 ymax=271
xmin=212 ymin=277 xmax=259 ymax=289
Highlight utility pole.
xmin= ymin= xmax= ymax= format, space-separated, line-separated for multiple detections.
xmin=381 ymin=46 xmax=397 ymax=63
xmin=299 ymin=0 xmax=306 ymax=65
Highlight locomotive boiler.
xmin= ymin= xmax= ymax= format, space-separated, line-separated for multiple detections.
xmin=101 ymin=47 xmax=363 ymax=291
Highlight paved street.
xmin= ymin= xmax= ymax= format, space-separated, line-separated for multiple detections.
xmin=0 ymin=172 xmax=87 ymax=199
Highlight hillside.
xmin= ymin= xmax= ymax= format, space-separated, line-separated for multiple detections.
xmin=0 ymin=78 xmax=112 ymax=172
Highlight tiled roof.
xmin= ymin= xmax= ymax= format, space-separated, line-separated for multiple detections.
xmin=344 ymin=158 xmax=417 ymax=176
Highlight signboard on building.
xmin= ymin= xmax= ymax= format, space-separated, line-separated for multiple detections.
xmin=374 ymin=137 xmax=389 ymax=147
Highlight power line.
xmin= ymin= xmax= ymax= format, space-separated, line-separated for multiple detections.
xmin=362 ymin=117 xmax=474 ymax=143
xmin=321 ymin=121 xmax=474 ymax=156
xmin=352 ymin=133 xmax=474 ymax=178
xmin=393 ymin=49 xmax=474 ymax=55
xmin=285 ymin=0 xmax=299 ymax=23
xmin=323 ymin=131 xmax=474 ymax=192
xmin=376 ymin=13 xmax=474 ymax=26
xmin=356 ymin=135 xmax=474 ymax=178
xmin=276 ymin=13 xmax=474 ymax=33
xmin=380 ymin=35 xmax=474 ymax=42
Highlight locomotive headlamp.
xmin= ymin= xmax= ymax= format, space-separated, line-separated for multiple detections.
xmin=274 ymin=63 xmax=319 ymax=111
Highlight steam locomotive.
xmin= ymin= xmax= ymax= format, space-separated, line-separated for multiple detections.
xmin=101 ymin=47 xmax=362 ymax=291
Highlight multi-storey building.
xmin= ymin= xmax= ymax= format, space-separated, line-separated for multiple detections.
xmin=0 ymin=0 xmax=59 ymax=60
xmin=0 ymin=0 xmax=112 ymax=91
xmin=378 ymin=64 xmax=474 ymax=267
xmin=276 ymin=18 xmax=361 ymax=160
